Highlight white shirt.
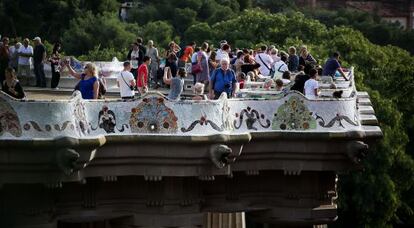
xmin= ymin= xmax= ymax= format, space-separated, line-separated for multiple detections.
xmin=215 ymin=49 xmax=229 ymax=62
xmin=304 ymin=78 xmax=318 ymax=99
xmin=255 ymin=52 xmax=273 ymax=76
xmin=191 ymin=52 xmax=198 ymax=63
xmin=117 ymin=71 xmax=135 ymax=97
xmin=130 ymin=50 xmax=139 ymax=69
xmin=272 ymin=61 xmax=288 ymax=79
xmin=18 ymin=45 xmax=33 ymax=65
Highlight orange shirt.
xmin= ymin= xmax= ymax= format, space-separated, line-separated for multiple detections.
xmin=180 ymin=46 xmax=193 ymax=62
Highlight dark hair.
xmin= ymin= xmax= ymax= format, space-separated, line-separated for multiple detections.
xmin=242 ymin=48 xmax=249 ymax=54
xmin=209 ymin=51 xmax=217 ymax=60
xmin=317 ymin=67 xmax=323 ymax=76
xmin=298 ymin=65 xmax=305 ymax=71
xmin=178 ymin=67 xmax=187 ymax=78
xmin=123 ymin=61 xmax=131 ymax=67
xmin=282 ymin=71 xmax=291 ymax=80
xmin=238 ymin=72 xmax=246 ymax=80
xmin=194 ymin=47 xmax=201 ymax=52
xmin=310 ymin=68 xmax=318 ymax=77
xmin=189 ymin=41 xmax=196 ymax=46
xmin=143 ymin=56 xmax=151 ymax=62
xmin=52 ymin=42 xmax=61 ymax=54
xmin=222 ymin=43 xmax=230 ymax=51
xmin=261 ymin=45 xmax=267 ymax=51
xmin=168 ymin=53 xmax=177 ymax=61
xmin=201 ymin=42 xmax=208 ymax=51
xmin=333 ymin=52 xmax=340 ymax=58
xmin=281 ymin=55 xmax=288 ymax=62
xmin=137 ymin=37 xmax=143 ymax=44
xmin=236 ymin=51 xmax=244 ymax=59
xmin=275 ymin=79 xmax=283 ymax=87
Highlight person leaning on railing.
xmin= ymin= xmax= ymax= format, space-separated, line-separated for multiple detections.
xmin=2 ymin=67 xmax=25 ymax=99
xmin=64 ymin=60 xmax=99 ymax=99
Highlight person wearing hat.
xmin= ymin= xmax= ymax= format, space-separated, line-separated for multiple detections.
xmin=33 ymin=37 xmax=47 ymax=87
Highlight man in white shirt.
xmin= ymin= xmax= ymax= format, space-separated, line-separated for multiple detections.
xmin=117 ymin=61 xmax=136 ymax=99
xmin=272 ymin=55 xmax=288 ymax=79
xmin=304 ymin=68 xmax=319 ymax=99
xmin=17 ymin=38 xmax=33 ymax=77
xmin=255 ymin=45 xmax=273 ymax=76
xmin=215 ymin=43 xmax=230 ymax=64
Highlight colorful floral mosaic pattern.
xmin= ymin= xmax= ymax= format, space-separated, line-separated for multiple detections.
xmin=0 ymin=97 xmax=22 ymax=137
xmin=130 ymin=97 xmax=178 ymax=133
xmin=272 ymin=96 xmax=316 ymax=130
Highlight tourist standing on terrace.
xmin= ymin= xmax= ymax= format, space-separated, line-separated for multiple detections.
xmin=190 ymin=47 xmax=200 ymax=85
xmin=255 ymin=45 xmax=274 ymax=77
xmin=163 ymin=67 xmax=186 ymax=101
xmin=215 ymin=43 xmax=230 ymax=64
xmin=0 ymin=37 xmax=10 ymax=84
xmin=299 ymin=46 xmax=317 ymax=74
xmin=65 ymin=62 xmax=99 ymax=99
xmin=49 ymin=42 xmax=62 ymax=89
xmin=178 ymin=41 xmax=195 ymax=68
xmin=209 ymin=58 xmax=237 ymax=99
xmin=272 ymin=55 xmax=289 ymax=79
xmin=166 ymin=41 xmax=181 ymax=57
xmin=288 ymin=46 xmax=299 ymax=72
xmin=33 ymin=37 xmax=47 ymax=87
xmin=195 ymin=42 xmax=210 ymax=85
xmin=17 ymin=38 xmax=33 ymax=78
xmin=137 ymin=56 xmax=151 ymax=95
xmin=127 ymin=42 xmax=140 ymax=78
xmin=322 ymin=52 xmax=349 ymax=81
xmin=304 ymin=68 xmax=319 ymax=99
xmin=2 ymin=67 xmax=25 ymax=99
xmin=136 ymin=37 xmax=146 ymax=66
xmin=117 ymin=61 xmax=136 ymax=100
xmin=234 ymin=51 xmax=244 ymax=75
xmin=208 ymin=51 xmax=218 ymax=73
xmin=146 ymin=40 xmax=159 ymax=88
xmin=8 ymin=41 xmax=21 ymax=71
xmin=192 ymin=82 xmax=207 ymax=100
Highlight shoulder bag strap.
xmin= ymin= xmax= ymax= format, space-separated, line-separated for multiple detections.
xmin=258 ymin=54 xmax=271 ymax=71
xmin=120 ymin=72 xmax=130 ymax=87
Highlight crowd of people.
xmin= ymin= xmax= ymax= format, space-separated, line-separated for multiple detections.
xmin=0 ymin=35 xmax=348 ymax=101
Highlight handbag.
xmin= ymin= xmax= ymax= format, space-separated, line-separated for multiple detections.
xmin=192 ymin=63 xmax=202 ymax=74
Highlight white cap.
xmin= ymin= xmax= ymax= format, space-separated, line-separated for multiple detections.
xmin=33 ymin=37 xmax=41 ymax=42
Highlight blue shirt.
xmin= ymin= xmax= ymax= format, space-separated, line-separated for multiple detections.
xmin=323 ymin=58 xmax=341 ymax=76
xmin=210 ymin=68 xmax=237 ymax=96
xmin=288 ymin=54 xmax=299 ymax=72
xmin=79 ymin=75 xmax=97 ymax=99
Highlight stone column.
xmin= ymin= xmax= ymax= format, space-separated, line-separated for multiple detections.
xmin=206 ymin=212 xmax=245 ymax=228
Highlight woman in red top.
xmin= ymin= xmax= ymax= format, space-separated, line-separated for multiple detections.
xmin=137 ymin=56 xmax=151 ymax=95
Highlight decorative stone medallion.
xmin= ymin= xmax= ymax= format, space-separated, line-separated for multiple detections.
xmin=272 ymin=96 xmax=316 ymax=130
xmin=0 ymin=97 xmax=22 ymax=137
xmin=130 ymin=97 xmax=178 ymax=133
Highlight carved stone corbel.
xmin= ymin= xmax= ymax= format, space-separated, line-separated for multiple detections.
xmin=55 ymin=148 xmax=80 ymax=175
xmin=346 ymin=141 xmax=369 ymax=164
xmin=209 ymin=144 xmax=234 ymax=169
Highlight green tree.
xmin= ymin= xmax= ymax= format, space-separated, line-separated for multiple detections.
xmin=173 ymin=7 xmax=197 ymax=35
xmin=183 ymin=22 xmax=213 ymax=45
xmin=62 ymin=12 xmax=139 ymax=56
xmin=142 ymin=21 xmax=174 ymax=49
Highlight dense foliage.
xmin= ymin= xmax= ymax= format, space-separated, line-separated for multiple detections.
xmin=0 ymin=0 xmax=413 ymax=227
